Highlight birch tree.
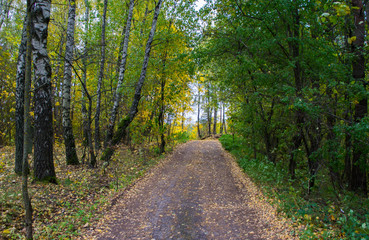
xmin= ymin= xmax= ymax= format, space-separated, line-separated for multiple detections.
xmin=62 ymin=0 xmax=79 ymax=165
xmin=22 ymin=1 xmax=33 ymax=237
xmin=94 ymin=0 xmax=108 ymax=151
xmin=104 ymin=0 xmax=135 ymax=147
xmin=102 ymin=0 xmax=163 ymax=162
xmin=32 ymin=0 xmax=56 ymax=182
xmin=15 ymin=17 xmax=27 ymax=175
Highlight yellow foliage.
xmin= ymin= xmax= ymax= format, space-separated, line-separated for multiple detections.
xmin=348 ymin=36 xmax=357 ymax=44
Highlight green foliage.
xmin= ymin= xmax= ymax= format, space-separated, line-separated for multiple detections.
xmin=220 ymin=134 xmax=369 ymax=239
xmin=172 ymin=131 xmax=190 ymax=144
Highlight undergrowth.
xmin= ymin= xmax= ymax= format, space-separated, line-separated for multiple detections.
xmin=219 ymin=134 xmax=369 ymax=239
xmin=0 ymin=142 xmax=166 ymax=239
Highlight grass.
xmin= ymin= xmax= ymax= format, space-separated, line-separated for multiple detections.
xmin=0 ymin=142 xmax=165 ymax=239
xmin=219 ymin=134 xmax=369 ymax=239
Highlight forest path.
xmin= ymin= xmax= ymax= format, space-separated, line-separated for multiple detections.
xmin=85 ymin=140 xmax=293 ymax=240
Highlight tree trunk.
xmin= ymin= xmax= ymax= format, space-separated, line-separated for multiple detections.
xmin=53 ymin=36 xmax=65 ymax=139
xmin=22 ymin=2 xmax=33 ymax=238
xmin=81 ymin=0 xmax=90 ymax=161
xmin=15 ymin=17 xmax=27 ymax=175
xmin=351 ymin=0 xmax=367 ymax=194
xmin=62 ymin=0 xmax=79 ymax=165
xmin=223 ymin=103 xmax=227 ymax=134
xmin=94 ymin=0 xmax=108 ymax=151
xmin=81 ymin=0 xmax=96 ymax=167
xmin=101 ymin=0 xmax=163 ymax=162
xmin=213 ymin=104 xmax=217 ymax=135
xmin=32 ymin=0 xmax=56 ymax=183
xmin=105 ymin=0 xmax=135 ymax=147
xmin=159 ymin=59 xmax=166 ymax=154
xmin=219 ymin=102 xmax=223 ymax=134
xmin=197 ymin=88 xmax=201 ymax=139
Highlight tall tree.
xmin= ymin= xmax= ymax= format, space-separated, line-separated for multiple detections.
xmin=15 ymin=17 xmax=28 ymax=175
xmin=22 ymin=1 xmax=33 ymax=237
xmin=94 ymin=0 xmax=108 ymax=151
xmin=81 ymin=0 xmax=96 ymax=167
xmin=102 ymin=0 xmax=163 ymax=162
xmin=62 ymin=0 xmax=79 ymax=165
xmin=32 ymin=0 xmax=56 ymax=182
xmin=105 ymin=0 xmax=135 ymax=147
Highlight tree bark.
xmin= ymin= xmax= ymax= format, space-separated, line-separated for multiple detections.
xmin=351 ymin=0 xmax=367 ymax=194
xmin=15 ymin=17 xmax=28 ymax=175
xmin=81 ymin=0 xmax=90 ymax=161
xmin=213 ymin=104 xmax=217 ymax=135
xmin=101 ymin=0 xmax=163 ymax=162
xmin=32 ymin=0 xmax=56 ymax=183
xmin=197 ymin=85 xmax=201 ymax=139
xmin=105 ymin=0 xmax=135 ymax=147
xmin=62 ymin=0 xmax=79 ymax=165
xmin=81 ymin=0 xmax=96 ymax=167
xmin=22 ymin=2 xmax=33 ymax=238
xmin=94 ymin=0 xmax=108 ymax=151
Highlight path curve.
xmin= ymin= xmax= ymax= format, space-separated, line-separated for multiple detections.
xmin=86 ymin=140 xmax=293 ymax=239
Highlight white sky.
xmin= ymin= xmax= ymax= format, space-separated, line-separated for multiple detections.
xmin=195 ymin=0 xmax=206 ymax=11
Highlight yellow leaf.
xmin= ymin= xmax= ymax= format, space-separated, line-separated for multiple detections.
xmin=3 ymin=229 xmax=11 ymax=234
xmin=55 ymin=102 xmax=60 ymax=107
xmin=29 ymin=112 xmax=34 ymax=117
xmin=348 ymin=36 xmax=357 ymax=45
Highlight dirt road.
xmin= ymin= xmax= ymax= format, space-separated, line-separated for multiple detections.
xmin=86 ymin=140 xmax=293 ymax=239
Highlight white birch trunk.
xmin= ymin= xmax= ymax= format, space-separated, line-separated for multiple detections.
xmin=94 ymin=0 xmax=108 ymax=151
xmin=105 ymin=0 xmax=135 ymax=146
xmin=62 ymin=0 xmax=79 ymax=165
xmin=101 ymin=0 xmax=163 ymax=162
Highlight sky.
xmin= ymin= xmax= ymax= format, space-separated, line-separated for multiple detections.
xmin=195 ymin=0 xmax=206 ymax=11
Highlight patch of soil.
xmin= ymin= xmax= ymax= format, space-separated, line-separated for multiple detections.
xmin=84 ymin=140 xmax=295 ymax=239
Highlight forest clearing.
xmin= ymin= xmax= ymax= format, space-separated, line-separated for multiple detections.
xmin=1 ymin=0 xmax=369 ymax=239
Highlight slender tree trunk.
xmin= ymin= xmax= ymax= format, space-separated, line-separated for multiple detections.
xmin=53 ymin=36 xmax=65 ymax=138
xmin=81 ymin=0 xmax=90 ymax=162
xmin=32 ymin=0 xmax=56 ymax=182
xmin=213 ymin=104 xmax=217 ymax=135
xmin=159 ymin=58 xmax=166 ymax=154
xmin=62 ymin=0 xmax=79 ymax=165
xmin=94 ymin=0 xmax=108 ymax=151
xmin=208 ymin=107 xmax=212 ymax=136
xmin=219 ymin=102 xmax=223 ymax=134
xmin=81 ymin=0 xmax=96 ymax=167
xmin=351 ymin=0 xmax=367 ymax=194
xmin=102 ymin=0 xmax=163 ymax=162
xmin=22 ymin=2 xmax=33 ymax=238
xmin=15 ymin=17 xmax=28 ymax=175
xmin=105 ymin=0 xmax=135 ymax=147
xmin=197 ymin=89 xmax=201 ymax=139
xmin=222 ymin=103 xmax=227 ymax=134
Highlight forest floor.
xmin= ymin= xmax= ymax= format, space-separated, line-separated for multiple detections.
xmin=0 ymin=142 xmax=164 ymax=239
xmin=83 ymin=140 xmax=296 ymax=239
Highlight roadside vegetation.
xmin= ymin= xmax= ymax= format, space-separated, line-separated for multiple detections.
xmin=220 ymin=134 xmax=369 ymax=239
